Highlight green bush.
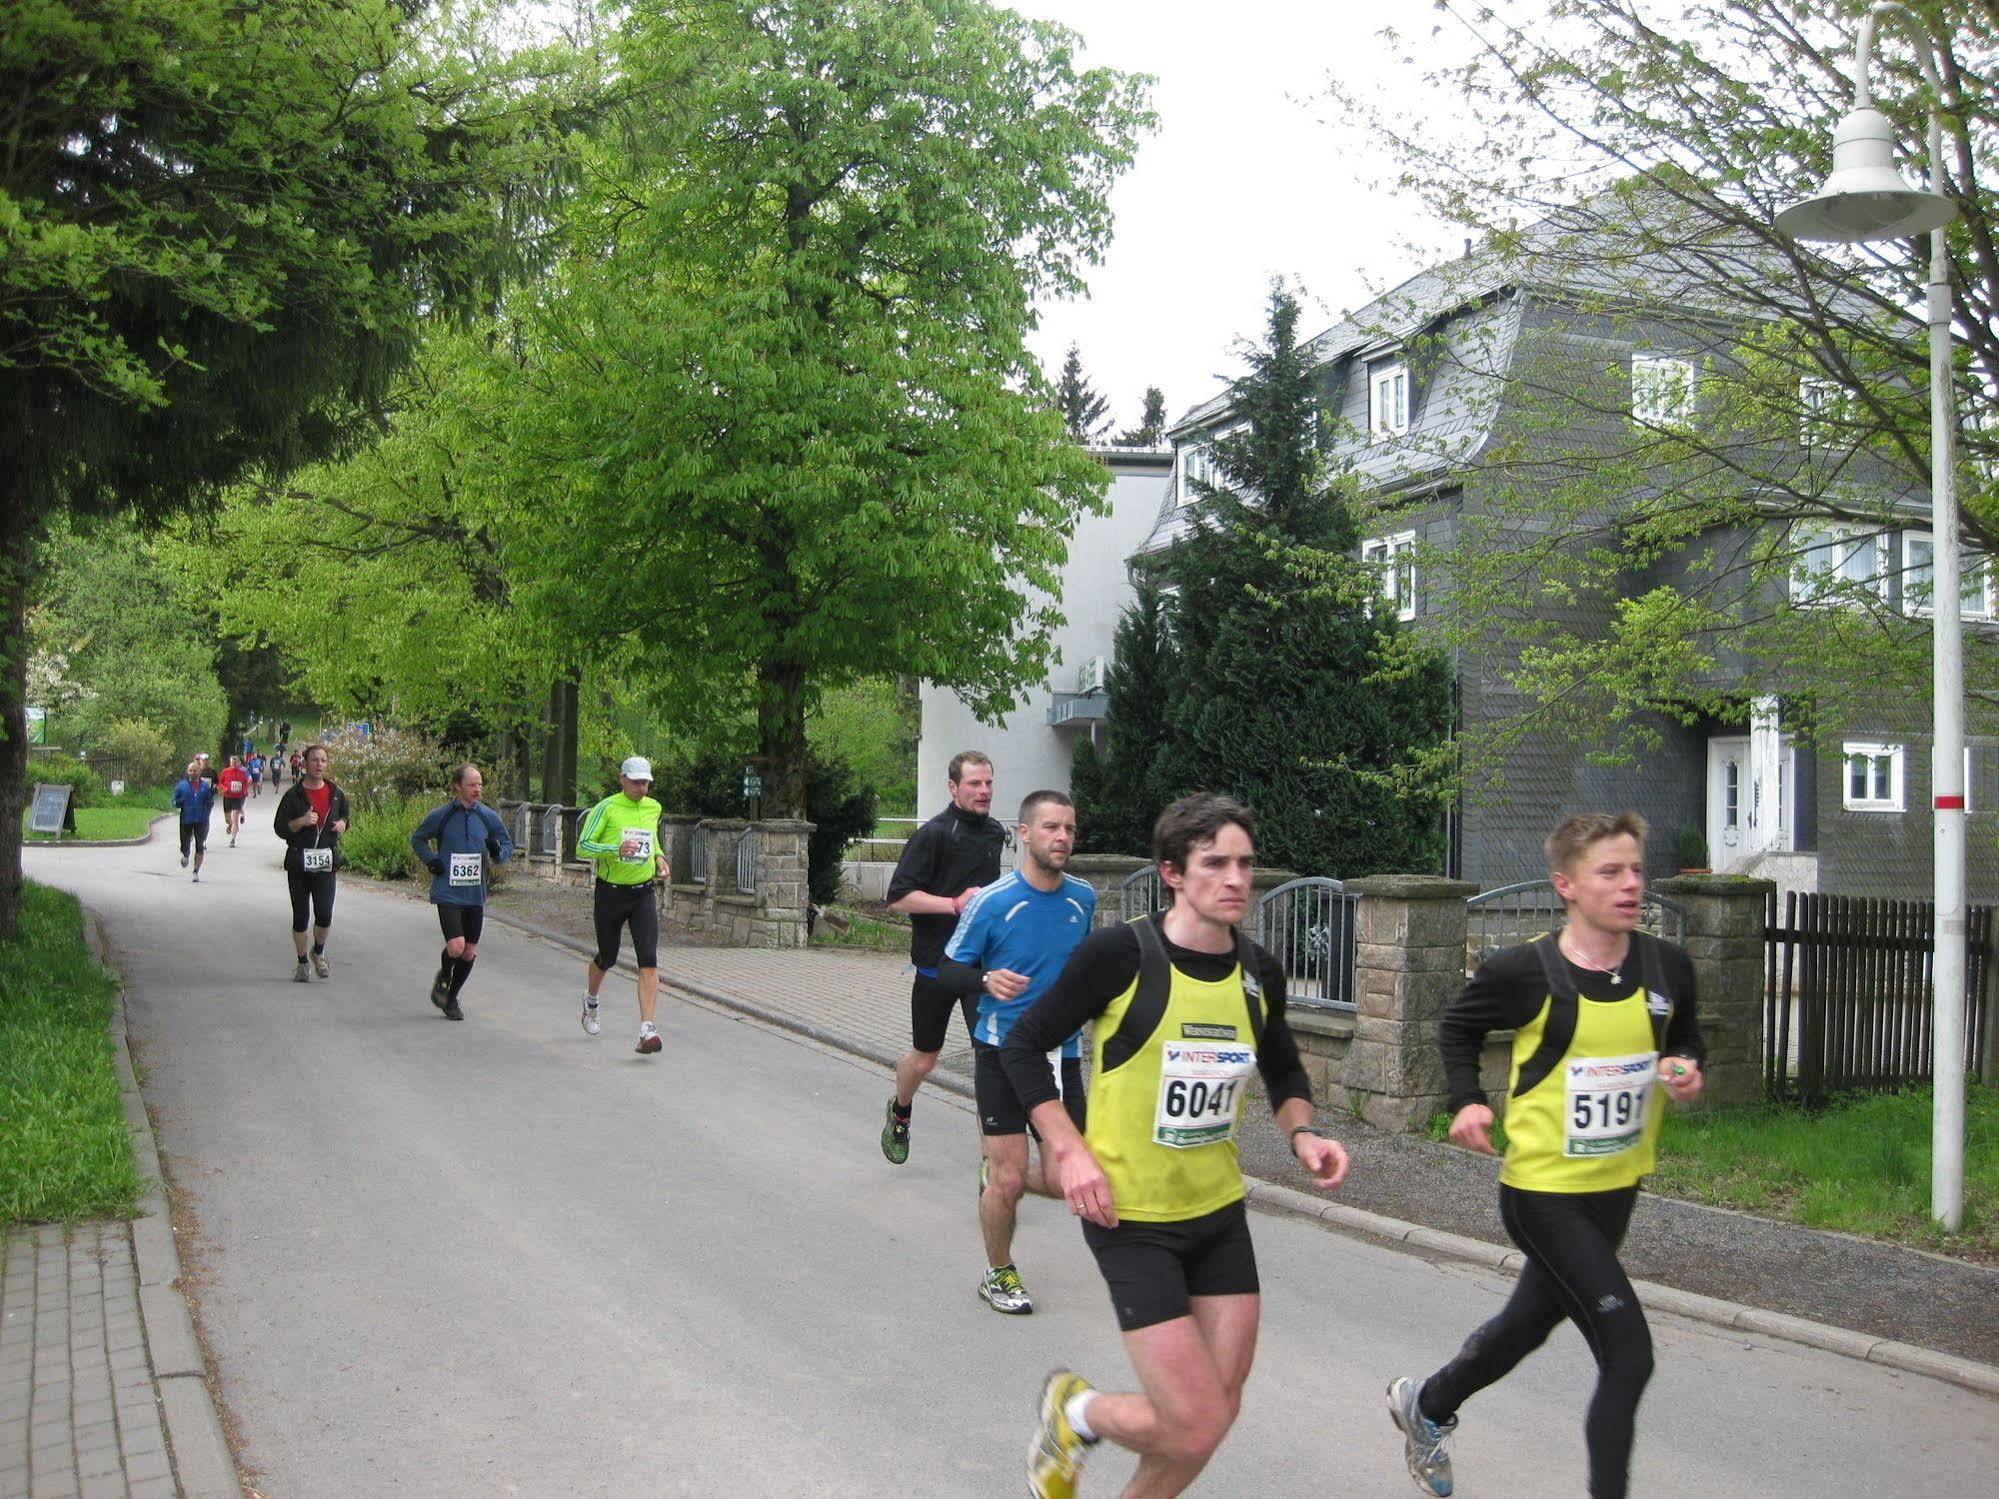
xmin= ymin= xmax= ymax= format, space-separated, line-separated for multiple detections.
xmin=26 ymin=758 xmax=101 ymax=808
xmin=336 ymin=792 xmax=434 ymax=881
xmin=99 ymin=718 xmax=180 ymax=789
xmin=316 ymin=723 xmax=451 ymax=806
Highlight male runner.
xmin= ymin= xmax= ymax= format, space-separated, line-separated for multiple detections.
xmin=410 ymin=763 xmax=514 ymax=1021
xmin=273 ymin=744 xmax=349 ymax=980
xmin=1001 ymin=793 xmax=1349 ymax=1498
xmin=576 ymin=756 xmax=671 ymax=1053
xmin=171 ymin=761 xmax=217 ymax=883
xmin=938 ymin=790 xmax=1094 ymax=1315
xmin=879 ymin=750 xmax=1006 ymax=1163
xmin=218 ymin=755 xmax=250 ymax=846
xmin=247 ymin=750 xmax=264 ymax=797
xmin=1385 ymin=811 xmax=1703 ymax=1499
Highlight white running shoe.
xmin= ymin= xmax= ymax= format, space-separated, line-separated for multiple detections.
xmin=581 ymin=998 xmax=601 ymax=1036
xmin=636 ymin=1021 xmax=662 ymax=1055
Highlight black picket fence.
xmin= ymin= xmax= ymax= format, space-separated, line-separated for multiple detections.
xmin=1764 ymin=891 xmax=1995 ymax=1106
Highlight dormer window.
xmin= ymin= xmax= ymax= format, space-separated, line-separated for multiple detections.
xmin=1369 ymin=363 xmax=1410 ymax=439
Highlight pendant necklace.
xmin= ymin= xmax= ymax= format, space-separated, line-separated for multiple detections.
xmin=1562 ymin=937 xmax=1626 ymax=986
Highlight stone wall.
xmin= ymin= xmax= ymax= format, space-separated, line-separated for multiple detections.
xmin=666 ymin=816 xmax=815 ymax=949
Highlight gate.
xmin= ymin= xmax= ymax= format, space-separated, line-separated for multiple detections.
xmin=1465 ymin=880 xmax=1684 ymax=974
xmin=1255 ymin=877 xmax=1358 ymax=1011
xmin=1119 ymin=865 xmax=1162 ymax=922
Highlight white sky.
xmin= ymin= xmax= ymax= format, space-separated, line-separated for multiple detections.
xmin=1013 ymin=0 xmax=1467 ymax=435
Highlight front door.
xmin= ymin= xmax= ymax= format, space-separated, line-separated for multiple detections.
xmin=1707 ymin=734 xmax=1795 ymax=872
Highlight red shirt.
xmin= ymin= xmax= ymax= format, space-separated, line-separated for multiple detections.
xmin=219 ymin=768 xmax=249 ymax=799
xmin=303 ymin=783 xmax=333 ymax=828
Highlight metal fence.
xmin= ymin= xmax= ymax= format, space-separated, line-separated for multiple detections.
xmin=735 ymin=827 xmax=758 ymax=894
xmin=1465 ymin=880 xmax=1684 ymax=974
xmin=1119 ymin=866 xmax=1162 ymax=922
xmin=1255 ymin=877 xmax=1358 ymax=1011
xmin=689 ymin=825 xmax=710 ymax=885
xmin=1764 ymin=891 xmax=1995 ymax=1106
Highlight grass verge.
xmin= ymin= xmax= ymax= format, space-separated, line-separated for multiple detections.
xmin=811 ymin=904 xmax=911 ymax=952
xmin=0 ymin=882 xmax=144 ymax=1224
xmin=23 ymin=787 xmax=173 ymax=842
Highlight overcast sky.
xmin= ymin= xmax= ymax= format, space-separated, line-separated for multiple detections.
xmin=1012 ymin=1 xmax=1468 ymax=436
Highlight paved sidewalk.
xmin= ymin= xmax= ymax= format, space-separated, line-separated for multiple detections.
xmin=483 ymin=898 xmax=1999 ymax=1394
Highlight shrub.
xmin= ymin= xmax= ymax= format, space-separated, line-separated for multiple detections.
xmin=315 ymin=724 xmax=451 ymax=808
xmin=656 ymin=750 xmax=878 ymax=906
xmin=98 ymin=719 xmax=179 ymax=790
xmin=335 ymin=792 xmax=434 ymax=881
xmin=25 ymin=759 xmax=101 ymax=808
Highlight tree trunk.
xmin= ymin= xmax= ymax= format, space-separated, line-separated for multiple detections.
xmin=0 ymin=491 xmax=33 ymax=943
xmin=539 ymin=674 xmax=579 ymax=807
xmin=756 ymin=657 xmax=810 ymax=819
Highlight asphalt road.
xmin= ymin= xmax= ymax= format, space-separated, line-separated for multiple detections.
xmin=27 ymin=822 xmax=1999 ymax=1497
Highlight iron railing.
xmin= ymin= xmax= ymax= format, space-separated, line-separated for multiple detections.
xmin=1119 ymin=865 xmax=1162 ymax=922
xmin=689 ymin=825 xmax=710 ymax=885
xmin=1465 ymin=879 xmax=1684 ymax=974
xmin=1255 ymin=877 xmax=1358 ymax=1011
xmin=735 ymin=827 xmax=758 ymax=894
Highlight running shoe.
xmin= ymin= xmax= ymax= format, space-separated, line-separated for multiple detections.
xmin=978 ymin=1263 xmax=1033 ymax=1315
xmin=293 ymin=958 xmax=310 ymax=984
xmin=180 ymin=853 xmax=189 ymax=868
xmin=1386 ymin=1376 xmax=1456 ymax=1497
xmin=880 ymin=1099 xmax=910 ymax=1165
xmin=1027 ymin=1369 xmax=1095 ymax=1499
xmin=311 ymin=953 xmax=331 ymax=979
xmin=443 ymin=997 xmax=464 ymax=1022
xmin=580 ymin=998 xmax=601 ymax=1036
xmin=636 ymin=1021 xmax=662 ymax=1055
xmin=191 ymin=870 xmax=199 ymax=883
xmin=430 ymin=971 xmax=450 ymax=1012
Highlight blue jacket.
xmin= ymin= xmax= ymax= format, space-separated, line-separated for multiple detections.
xmin=172 ymin=777 xmax=217 ymax=827
xmin=410 ymin=798 xmax=514 ymax=907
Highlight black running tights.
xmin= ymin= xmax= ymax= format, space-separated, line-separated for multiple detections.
xmin=1420 ymin=1184 xmax=1653 ymax=1499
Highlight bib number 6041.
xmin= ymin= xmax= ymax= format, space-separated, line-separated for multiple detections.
xmin=1164 ymin=1077 xmax=1240 ymax=1120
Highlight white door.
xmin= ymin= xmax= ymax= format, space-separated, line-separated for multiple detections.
xmin=1707 ymin=737 xmax=1748 ymax=871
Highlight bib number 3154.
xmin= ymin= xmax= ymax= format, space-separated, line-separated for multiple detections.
xmin=1154 ymin=1041 xmax=1257 ymax=1149
xmin=301 ymin=847 xmax=333 ymax=874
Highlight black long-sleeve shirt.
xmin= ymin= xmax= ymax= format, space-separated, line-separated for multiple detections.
xmin=1000 ymin=923 xmax=1313 ymax=1117
xmin=885 ymin=805 xmax=1007 ymax=968
xmin=1440 ymin=939 xmax=1704 ymax=1114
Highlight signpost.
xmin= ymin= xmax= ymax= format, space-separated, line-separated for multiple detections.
xmin=30 ymin=784 xmax=76 ymax=838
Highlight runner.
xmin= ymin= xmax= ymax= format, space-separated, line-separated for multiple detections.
xmin=1384 ymin=811 xmax=1704 ymax=1499
xmin=410 ymin=763 xmax=514 ymax=1022
xmin=217 ymin=755 xmax=250 ymax=846
xmin=575 ymin=756 xmax=671 ymax=1053
xmin=937 ymin=790 xmax=1094 ymax=1315
xmin=1001 ymin=792 xmax=1349 ymax=1498
xmin=247 ymin=750 xmax=265 ymax=798
xmin=879 ymin=750 xmax=1007 ymax=1164
xmin=273 ymin=744 xmax=350 ymax=982
xmin=170 ymin=760 xmax=217 ymax=884
xmin=269 ymin=745 xmax=285 ymax=794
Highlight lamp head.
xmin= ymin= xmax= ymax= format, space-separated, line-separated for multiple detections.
xmin=1776 ymin=106 xmax=1957 ymax=242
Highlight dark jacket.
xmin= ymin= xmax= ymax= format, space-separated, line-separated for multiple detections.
xmin=273 ymin=780 xmax=351 ymax=874
xmin=886 ymin=804 xmax=1008 ymax=969
xmin=410 ymin=798 xmax=514 ymax=908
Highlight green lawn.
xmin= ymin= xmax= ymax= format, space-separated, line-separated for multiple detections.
xmin=810 ymin=905 xmax=911 ymax=952
xmin=23 ymin=787 xmax=173 ymax=842
xmin=0 ymin=883 xmax=144 ymax=1224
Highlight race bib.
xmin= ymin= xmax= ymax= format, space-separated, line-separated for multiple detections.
xmin=1153 ymin=1041 xmax=1257 ymax=1149
xmin=448 ymin=852 xmax=482 ymax=887
xmin=622 ymin=828 xmax=654 ymax=861
xmin=301 ymin=847 xmax=333 ymax=874
xmin=1564 ymin=1052 xmax=1657 ymax=1157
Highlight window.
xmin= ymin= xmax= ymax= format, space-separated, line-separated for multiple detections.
xmin=1177 ymin=443 xmax=1215 ymax=506
xmin=1361 ymin=531 xmax=1417 ymax=620
xmin=1631 ymin=355 xmax=1696 ymax=427
xmin=1842 ymin=742 xmax=1904 ymax=811
xmin=1369 ymin=363 xmax=1410 ymax=439
xmin=1799 ymin=375 xmax=1854 ymax=447
xmin=1900 ymin=531 xmax=1995 ymax=620
xmin=1791 ymin=526 xmax=1889 ymax=606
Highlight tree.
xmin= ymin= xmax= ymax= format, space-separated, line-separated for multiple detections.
xmin=1116 ymin=386 xmax=1169 ymax=447
xmin=1157 ymin=285 xmax=1453 ymax=875
xmin=1071 ymin=576 xmax=1180 ymax=855
xmin=1320 ymin=1 xmax=1999 ymax=760
xmin=0 ymin=0 xmax=583 ymax=937
xmin=1056 ymin=343 xmax=1115 ymax=441
xmin=492 ymin=0 xmax=1153 ymax=819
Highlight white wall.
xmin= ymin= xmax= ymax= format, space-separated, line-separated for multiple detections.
xmin=916 ymin=454 xmax=1171 ymax=819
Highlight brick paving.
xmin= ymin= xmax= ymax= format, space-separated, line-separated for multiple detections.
xmin=0 ymin=1223 xmax=177 ymax=1499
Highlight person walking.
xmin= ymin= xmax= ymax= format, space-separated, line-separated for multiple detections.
xmin=171 ymin=761 xmax=218 ymax=883
xmin=1384 ymin=811 xmax=1704 ymax=1499
xmin=1000 ymin=793 xmax=1349 ymax=1499
xmin=575 ymin=756 xmax=671 ymax=1053
xmin=217 ymin=755 xmax=250 ymax=846
xmin=937 ymin=790 xmax=1094 ymax=1316
xmin=879 ymin=750 xmax=1007 ymax=1164
xmin=410 ymin=764 xmax=514 ymax=1021
xmin=273 ymin=745 xmax=349 ymax=982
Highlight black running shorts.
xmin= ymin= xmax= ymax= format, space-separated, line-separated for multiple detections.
xmin=909 ymin=969 xmax=977 ymax=1054
xmin=593 ymin=879 xmax=659 ymax=970
xmin=1082 ymin=1198 xmax=1259 ymax=1331
xmin=437 ymin=905 xmax=486 ymax=946
xmin=974 ymin=1043 xmax=1085 ymax=1137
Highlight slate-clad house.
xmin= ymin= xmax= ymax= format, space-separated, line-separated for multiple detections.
xmin=1143 ymin=194 xmax=1999 ymax=899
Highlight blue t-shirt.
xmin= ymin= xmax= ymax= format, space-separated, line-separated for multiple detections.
xmin=945 ymin=870 xmax=1097 ymax=1054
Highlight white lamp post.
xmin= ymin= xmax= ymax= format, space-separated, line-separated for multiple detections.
xmin=1775 ymin=3 xmax=1965 ymax=1229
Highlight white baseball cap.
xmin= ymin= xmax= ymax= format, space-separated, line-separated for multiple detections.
xmin=620 ymin=756 xmax=654 ymax=781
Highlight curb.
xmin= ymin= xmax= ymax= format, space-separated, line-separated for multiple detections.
xmin=28 ymin=811 xmax=176 ymax=850
xmin=88 ymin=915 xmax=242 ymax=1498
xmin=482 ymin=904 xmax=1999 ymax=1399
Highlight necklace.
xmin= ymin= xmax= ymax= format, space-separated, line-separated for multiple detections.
xmin=1561 ymin=935 xmax=1628 ymax=985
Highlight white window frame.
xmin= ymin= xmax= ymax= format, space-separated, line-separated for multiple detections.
xmin=1900 ymin=530 xmax=1995 ymax=620
xmin=1631 ymin=354 xmax=1697 ymax=428
xmin=1791 ymin=525 xmax=1890 ymax=607
xmin=1842 ymin=741 xmax=1905 ymax=812
xmin=1176 ymin=443 xmax=1214 ymax=506
xmin=1369 ymin=363 xmax=1410 ymax=439
xmin=1360 ymin=530 xmax=1417 ymax=621
xmin=1799 ymin=375 xmax=1853 ymax=447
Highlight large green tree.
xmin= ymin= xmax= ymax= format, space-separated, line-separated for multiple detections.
xmin=1321 ymin=1 xmax=1999 ymax=761
xmin=0 ymin=0 xmax=582 ymax=936
xmin=492 ymin=0 xmax=1153 ymax=816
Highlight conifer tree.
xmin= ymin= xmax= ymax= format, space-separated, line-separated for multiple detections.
xmin=1055 ymin=343 xmax=1113 ymax=441
xmin=1116 ymin=386 xmax=1167 ymax=446
xmin=1159 ymin=284 xmax=1452 ymax=876
xmin=1071 ymin=575 xmax=1179 ymax=854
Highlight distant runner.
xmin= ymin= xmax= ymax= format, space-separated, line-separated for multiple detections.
xmin=171 ymin=761 xmax=218 ymax=884
xmin=218 ymin=755 xmax=251 ymax=847
xmin=273 ymin=745 xmax=349 ymax=981
xmin=247 ymin=751 xmax=265 ymax=798
xmin=410 ymin=764 xmax=514 ymax=1021
xmin=576 ymin=756 xmax=671 ymax=1053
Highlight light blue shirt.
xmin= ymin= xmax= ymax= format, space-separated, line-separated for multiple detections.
xmin=945 ymin=870 xmax=1096 ymax=1054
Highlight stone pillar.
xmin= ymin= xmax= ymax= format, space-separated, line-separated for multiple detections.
xmin=1066 ymin=854 xmax=1150 ymax=927
xmin=703 ymin=818 xmax=751 ymax=943
xmin=748 ymin=819 xmax=814 ymax=950
xmin=1654 ymin=874 xmax=1774 ymax=1107
xmin=1342 ymin=875 xmax=1480 ymax=1133
xmin=660 ymin=814 xmax=700 ymax=923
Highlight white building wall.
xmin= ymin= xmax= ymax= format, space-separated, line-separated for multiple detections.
xmin=916 ymin=454 xmax=1172 ymax=820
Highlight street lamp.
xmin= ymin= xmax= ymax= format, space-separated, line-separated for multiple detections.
xmin=1776 ymin=3 xmax=1966 ymax=1229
